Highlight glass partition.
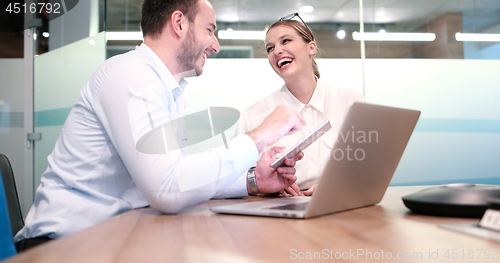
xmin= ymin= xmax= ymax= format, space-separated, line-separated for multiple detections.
xmin=364 ymin=59 xmax=500 ymax=185
xmin=361 ymin=0 xmax=500 ymax=59
xmin=100 ymin=0 xmax=498 ymax=59
xmin=359 ymin=0 xmax=500 ymax=185
xmin=33 ymin=32 xmax=106 ymax=188
xmin=0 ymin=59 xmax=26 ymax=212
xmin=0 ymin=12 xmax=24 ymax=58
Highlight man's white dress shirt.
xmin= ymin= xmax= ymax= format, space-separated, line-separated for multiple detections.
xmin=234 ymin=81 xmax=364 ymax=190
xmin=15 ymin=44 xmax=257 ymax=241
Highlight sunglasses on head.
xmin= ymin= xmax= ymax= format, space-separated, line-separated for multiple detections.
xmin=278 ymin=12 xmax=314 ymax=40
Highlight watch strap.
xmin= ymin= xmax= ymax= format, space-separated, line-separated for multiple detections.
xmin=247 ymin=166 xmax=260 ymax=195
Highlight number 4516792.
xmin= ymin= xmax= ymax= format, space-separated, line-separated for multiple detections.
xmin=5 ymin=3 xmax=61 ymax=14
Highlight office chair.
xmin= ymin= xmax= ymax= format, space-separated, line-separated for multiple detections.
xmin=0 ymin=154 xmax=24 ymax=237
xmin=0 ymin=169 xmax=17 ymax=261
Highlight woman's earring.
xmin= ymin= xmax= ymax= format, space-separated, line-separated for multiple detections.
xmin=310 ymin=51 xmax=314 ymax=55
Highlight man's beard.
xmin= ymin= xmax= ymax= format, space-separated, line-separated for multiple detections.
xmin=177 ymin=27 xmax=205 ymax=76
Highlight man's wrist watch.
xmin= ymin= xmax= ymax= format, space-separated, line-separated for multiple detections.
xmin=247 ymin=166 xmax=260 ymax=195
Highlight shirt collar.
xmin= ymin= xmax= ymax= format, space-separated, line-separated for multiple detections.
xmin=280 ymin=85 xmax=305 ymax=113
xmin=139 ymin=43 xmax=187 ymax=101
xmin=308 ymin=80 xmax=326 ymax=113
xmin=281 ymin=79 xmax=326 ymax=113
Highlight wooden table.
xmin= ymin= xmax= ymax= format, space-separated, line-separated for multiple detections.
xmin=7 ymin=186 xmax=500 ymax=262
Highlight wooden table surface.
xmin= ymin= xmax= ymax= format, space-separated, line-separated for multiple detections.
xmin=6 ymin=186 xmax=500 ymax=263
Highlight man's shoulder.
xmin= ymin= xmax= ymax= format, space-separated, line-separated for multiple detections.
xmin=83 ymin=48 xmax=163 ymax=103
xmin=103 ymin=48 xmax=157 ymax=74
xmin=90 ymin=48 xmax=161 ymax=86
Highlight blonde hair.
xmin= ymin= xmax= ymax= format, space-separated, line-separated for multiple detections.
xmin=267 ymin=20 xmax=320 ymax=79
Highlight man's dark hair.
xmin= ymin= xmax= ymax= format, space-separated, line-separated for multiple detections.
xmin=141 ymin=0 xmax=200 ymax=38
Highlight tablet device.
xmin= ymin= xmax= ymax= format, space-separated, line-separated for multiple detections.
xmin=270 ymin=120 xmax=332 ymax=169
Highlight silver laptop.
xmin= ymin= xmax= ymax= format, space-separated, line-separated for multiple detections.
xmin=211 ymin=102 xmax=421 ymax=219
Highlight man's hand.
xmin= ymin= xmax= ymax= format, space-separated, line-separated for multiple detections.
xmin=249 ymin=146 xmax=304 ymax=196
xmin=283 ymin=182 xmax=302 ymax=196
xmin=246 ymin=105 xmax=306 ymax=152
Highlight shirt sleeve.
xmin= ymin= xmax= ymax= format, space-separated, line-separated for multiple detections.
xmin=93 ymin=61 xmax=258 ymax=213
xmin=221 ymin=103 xmax=262 ymax=198
xmin=213 ymin=172 xmax=249 ymax=199
xmin=354 ymin=92 xmax=365 ymax=103
xmin=232 ymin=110 xmax=252 ymax=139
xmin=351 ymin=89 xmax=365 ymax=103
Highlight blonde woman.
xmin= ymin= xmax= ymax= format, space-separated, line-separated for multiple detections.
xmin=234 ymin=13 xmax=364 ymax=195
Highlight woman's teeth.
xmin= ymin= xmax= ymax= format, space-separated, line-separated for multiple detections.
xmin=278 ymin=58 xmax=293 ymax=68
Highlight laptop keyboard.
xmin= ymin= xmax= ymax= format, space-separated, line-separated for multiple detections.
xmin=268 ymin=202 xmax=309 ymax=211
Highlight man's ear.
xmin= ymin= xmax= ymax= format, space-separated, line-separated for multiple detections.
xmin=170 ymin=10 xmax=187 ymax=38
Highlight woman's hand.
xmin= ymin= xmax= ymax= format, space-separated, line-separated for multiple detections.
xmin=303 ymin=184 xmax=316 ymax=196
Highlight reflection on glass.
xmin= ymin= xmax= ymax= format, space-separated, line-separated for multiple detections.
xmin=101 ymin=0 xmax=500 ymax=59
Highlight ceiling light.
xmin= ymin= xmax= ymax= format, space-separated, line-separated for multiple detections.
xmin=218 ymin=30 xmax=266 ymax=40
xmin=352 ymin=32 xmax=436 ymax=41
xmin=300 ymin=5 xmax=314 ymax=13
xmin=337 ymin=30 xmax=346 ymax=40
xmin=106 ymin=31 xmax=143 ymax=41
xmin=455 ymin=32 xmax=500 ymax=42
xmin=33 ymin=33 xmax=37 ymax=40
xmin=218 ymin=14 xmax=239 ymax=22
xmin=42 ymin=32 xmax=50 ymax=38
xmin=378 ymin=25 xmax=387 ymax=34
